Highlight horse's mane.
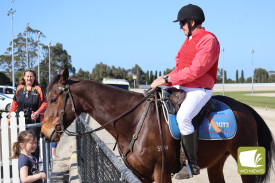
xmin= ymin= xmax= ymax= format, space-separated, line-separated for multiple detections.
xmin=47 ymin=74 xmax=61 ymax=94
xmin=46 ymin=74 xmax=142 ymax=97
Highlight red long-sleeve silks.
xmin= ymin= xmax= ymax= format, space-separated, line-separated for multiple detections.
xmin=167 ymin=28 xmax=220 ymax=89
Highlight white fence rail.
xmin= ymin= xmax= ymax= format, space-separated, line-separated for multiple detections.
xmin=0 ymin=111 xmax=52 ymax=183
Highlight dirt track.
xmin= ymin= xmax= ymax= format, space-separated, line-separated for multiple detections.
xmin=89 ymin=106 xmax=275 ymax=183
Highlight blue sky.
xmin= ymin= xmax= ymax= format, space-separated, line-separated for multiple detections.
xmin=1 ymin=0 xmax=275 ymax=80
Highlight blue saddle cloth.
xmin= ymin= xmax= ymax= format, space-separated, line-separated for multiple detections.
xmin=166 ymin=100 xmax=237 ymax=140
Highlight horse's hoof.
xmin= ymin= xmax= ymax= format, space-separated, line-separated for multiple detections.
xmin=174 ymin=165 xmax=200 ymax=179
xmin=174 ymin=166 xmax=190 ymax=179
xmin=174 ymin=174 xmax=190 ymax=179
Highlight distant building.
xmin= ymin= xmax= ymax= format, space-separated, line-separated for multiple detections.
xmin=102 ymin=78 xmax=130 ymax=90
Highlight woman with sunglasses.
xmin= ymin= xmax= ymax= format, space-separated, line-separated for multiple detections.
xmin=9 ymin=69 xmax=47 ymax=161
xmin=151 ymin=4 xmax=220 ymax=180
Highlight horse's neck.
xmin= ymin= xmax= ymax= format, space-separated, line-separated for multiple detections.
xmin=80 ymin=81 xmax=141 ymax=138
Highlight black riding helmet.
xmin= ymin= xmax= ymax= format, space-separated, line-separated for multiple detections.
xmin=173 ymin=4 xmax=205 ymax=37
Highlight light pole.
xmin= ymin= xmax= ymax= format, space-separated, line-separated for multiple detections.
xmin=25 ymin=22 xmax=30 ymax=69
xmin=222 ymin=46 xmax=225 ymax=95
xmin=48 ymin=40 xmax=51 ymax=83
xmin=133 ymin=74 xmax=137 ymax=90
xmin=37 ymin=32 xmax=40 ymax=83
xmin=7 ymin=0 xmax=16 ymax=88
xmin=251 ymin=49 xmax=254 ymax=94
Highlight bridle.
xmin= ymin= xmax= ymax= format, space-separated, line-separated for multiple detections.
xmin=48 ymin=80 xmax=156 ymax=141
xmin=49 ymin=81 xmax=80 ymax=142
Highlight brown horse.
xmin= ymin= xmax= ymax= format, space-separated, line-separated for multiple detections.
xmin=41 ymin=68 xmax=275 ymax=183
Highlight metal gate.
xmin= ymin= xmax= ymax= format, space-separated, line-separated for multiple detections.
xmin=76 ymin=115 xmax=141 ymax=183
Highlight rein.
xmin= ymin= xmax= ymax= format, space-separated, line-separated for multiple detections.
xmin=49 ymin=81 xmax=155 ymax=141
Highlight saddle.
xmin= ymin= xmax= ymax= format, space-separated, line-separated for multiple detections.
xmin=162 ymin=88 xmax=219 ymax=113
xmin=161 ymin=88 xmax=220 ymax=132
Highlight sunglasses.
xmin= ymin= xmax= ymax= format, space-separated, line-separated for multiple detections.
xmin=24 ymin=68 xmax=36 ymax=76
xmin=179 ymin=20 xmax=187 ymax=28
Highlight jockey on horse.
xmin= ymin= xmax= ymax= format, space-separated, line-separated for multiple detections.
xmin=151 ymin=4 xmax=220 ymax=179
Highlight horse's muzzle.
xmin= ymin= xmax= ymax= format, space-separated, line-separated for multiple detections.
xmin=40 ymin=133 xmax=49 ymax=142
xmin=40 ymin=132 xmax=55 ymax=143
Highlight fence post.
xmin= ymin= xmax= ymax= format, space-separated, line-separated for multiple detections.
xmin=46 ymin=142 xmax=52 ymax=183
xmin=18 ymin=111 xmax=26 ymax=132
xmin=10 ymin=112 xmax=20 ymax=183
xmin=1 ymin=112 xmax=10 ymax=183
xmin=1 ymin=112 xmax=52 ymax=183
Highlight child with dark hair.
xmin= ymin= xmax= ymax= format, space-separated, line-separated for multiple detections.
xmin=10 ymin=131 xmax=46 ymax=183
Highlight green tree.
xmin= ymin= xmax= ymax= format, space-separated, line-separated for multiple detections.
xmin=246 ymin=77 xmax=252 ymax=83
xmin=155 ymin=71 xmax=158 ymax=80
xmin=159 ymin=71 xmax=162 ymax=77
xmin=0 ymin=26 xmax=75 ymax=87
xmin=0 ymin=29 xmax=45 ymax=84
xmin=149 ymin=71 xmax=153 ymax=84
xmin=90 ymin=62 xmax=109 ymax=82
xmin=224 ymin=71 xmax=227 ymax=83
xmin=74 ymin=68 xmax=90 ymax=79
xmin=236 ymin=70 xmax=239 ymax=83
xmin=146 ymin=71 xmax=149 ymax=85
xmin=269 ymin=71 xmax=275 ymax=82
xmin=165 ymin=68 xmax=173 ymax=74
xmin=216 ymin=68 xmax=224 ymax=83
xmin=264 ymin=72 xmax=269 ymax=83
xmin=109 ymin=66 xmax=127 ymax=79
xmin=40 ymin=43 xmax=75 ymax=87
xmin=254 ymin=68 xmax=269 ymax=83
xmin=127 ymin=64 xmax=146 ymax=87
xmin=226 ymin=78 xmax=234 ymax=83
xmin=240 ymin=70 xmax=245 ymax=83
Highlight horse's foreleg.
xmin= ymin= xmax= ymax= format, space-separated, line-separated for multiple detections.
xmin=207 ymin=152 xmax=230 ymax=183
xmin=153 ymin=167 xmax=172 ymax=183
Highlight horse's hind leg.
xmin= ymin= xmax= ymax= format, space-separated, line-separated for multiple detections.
xmin=207 ymin=152 xmax=230 ymax=183
xmin=231 ymin=150 xmax=257 ymax=183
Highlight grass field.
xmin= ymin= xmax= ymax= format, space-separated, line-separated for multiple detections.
xmin=213 ymin=91 xmax=275 ymax=109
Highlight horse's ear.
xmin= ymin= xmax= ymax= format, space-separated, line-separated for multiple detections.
xmin=60 ymin=68 xmax=69 ymax=84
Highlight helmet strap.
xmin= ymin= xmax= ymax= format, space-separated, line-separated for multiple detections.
xmin=187 ymin=19 xmax=192 ymax=37
xmin=187 ymin=18 xmax=199 ymax=37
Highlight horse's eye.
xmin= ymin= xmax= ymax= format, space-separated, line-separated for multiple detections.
xmin=50 ymin=97 xmax=57 ymax=104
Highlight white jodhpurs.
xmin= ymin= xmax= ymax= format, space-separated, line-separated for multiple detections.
xmin=177 ymin=87 xmax=212 ymax=135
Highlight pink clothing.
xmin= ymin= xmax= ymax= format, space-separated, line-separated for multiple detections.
xmin=167 ymin=28 xmax=220 ymax=89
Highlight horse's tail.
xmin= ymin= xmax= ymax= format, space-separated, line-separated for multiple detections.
xmin=242 ymin=103 xmax=275 ymax=183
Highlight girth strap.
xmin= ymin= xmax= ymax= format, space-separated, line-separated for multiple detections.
xmin=154 ymin=90 xmax=165 ymax=183
xmin=120 ymin=100 xmax=152 ymax=159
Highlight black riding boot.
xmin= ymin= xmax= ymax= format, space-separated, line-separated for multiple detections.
xmin=175 ymin=131 xmax=200 ymax=179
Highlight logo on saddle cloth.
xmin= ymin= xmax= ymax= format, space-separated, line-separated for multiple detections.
xmin=161 ymin=89 xmax=237 ymax=140
xmin=198 ymin=100 xmax=237 ymax=140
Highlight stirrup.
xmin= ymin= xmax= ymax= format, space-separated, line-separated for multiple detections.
xmin=185 ymin=159 xmax=193 ymax=178
xmin=175 ymin=160 xmax=200 ymax=180
xmin=175 ymin=159 xmax=193 ymax=180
